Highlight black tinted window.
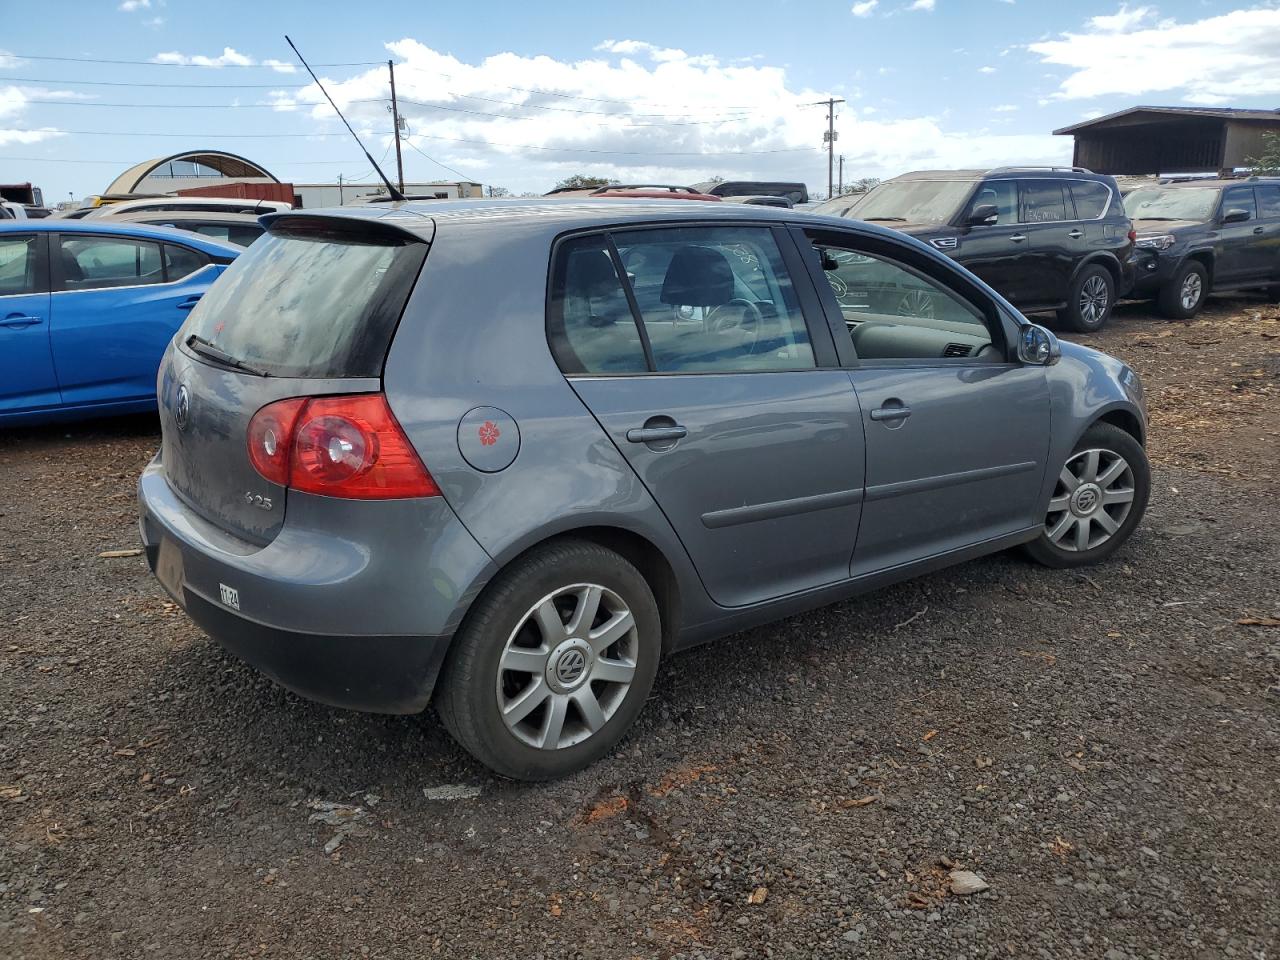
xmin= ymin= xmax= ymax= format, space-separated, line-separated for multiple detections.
xmin=1019 ymin=181 xmax=1069 ymax=223
xmin=1070 ymin=181 xmax=1112 ymax=219
xmin=181 ymin=223 xmax=426 ymax=378
xmin=59 ymin=236 xmax=163 ymax=290
xmin=1222 ymin=186 xmax=1257 ymax=220
xmin=611 ymin=226 xmax=815 ymax=373
xmin=0 ymin=234 xmax=39 ymax=295
xmin=547 ymin=235 xmax=648 ymax=375
xmin=163 ymin=244 xmax=207 ymax=282
xmin=968 ymin=180 xmax=1017 ymax=225
xmin=1255 ymin=184 xmax=1280 ymax=219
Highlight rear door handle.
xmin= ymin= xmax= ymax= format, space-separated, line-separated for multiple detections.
xmin=177 ymin=296 xmax=201 ymax=310
xmin=0 ymin=314 xmax=42 ymax=329
xmin=626 ymin=425 xmax=688 ymax=443
xmin=1009 ymin=234 xmax=1027 ymax=243
xmin=1253 ymin=226 xmax=1265 ymax=235
xmin=870 ymin=404 xmax=912 ymax=422
xmin=1068 ymin=229 xmax=1084 ymax=240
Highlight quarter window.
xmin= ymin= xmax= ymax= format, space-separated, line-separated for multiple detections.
xmin=1254 ymin=184 xmax=1280 ymax=219
xmin=1222 ymin=186 xmax=1257 ymax=220
xmin=162 ymin=244 xmax=208 ymax=282
xmin=58 ymin=236 xmax=164 ymax=290
xmin=547 ymin=235 xmax=648 ymax=375
xmin=1019 ymin=181 xmax=1070 ymax=223
xmin=0 ymin=235 xmax=39 ymax=296
xmin=1069 ymin=181 xmax=1112 ymax=219
xmin=812 ymin=241 xmax=998 ymax=362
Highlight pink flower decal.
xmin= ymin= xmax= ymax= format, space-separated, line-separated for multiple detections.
xmin=478 ymin=421 xmax=501 ymax=447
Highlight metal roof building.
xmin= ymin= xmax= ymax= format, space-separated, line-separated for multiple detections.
xmin=1054 ymin=106 xmax=1280 ymax=175
xmin=103 ymin=151 xmax=279 ymax=196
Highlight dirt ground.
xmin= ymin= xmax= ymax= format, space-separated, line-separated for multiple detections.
xmin=2 ymin=297 xmax=1278 ymax=960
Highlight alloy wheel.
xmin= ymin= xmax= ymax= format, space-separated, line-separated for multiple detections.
xmin=496 ymin=583 xmax=638 ymax=750
xmin=1044 ymin=448 xmax=1135 ymax=552
xmin=1180 ymin=272 xmax=1203 ymax=311
xmin=1079 ymin=275 xmax=1110 ymax=326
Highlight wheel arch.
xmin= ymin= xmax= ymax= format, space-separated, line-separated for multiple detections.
xmin=1184 ymin=249 xmax=1215 ymax=286
xmin=1088 ymin=403 xmax=1146 ymax=446
xmin=1071 ymin=252 xmax=1123 ymax=289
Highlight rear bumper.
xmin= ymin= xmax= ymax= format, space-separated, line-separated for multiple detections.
xmin=137 ymin=455 xmax=496 ymax=714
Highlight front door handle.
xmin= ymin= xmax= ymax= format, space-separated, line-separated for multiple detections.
xmin=626 ymin=425 xmax=688 ymax=443
xmin=0 ymin=314 xmax=42 ymax=329
xmin=176 ymin=296 xmax=201 ymax=310
xmin=870 ymin=404 xmax=912 ymax=422
xmin=1253 ymin=226 xmax=1265 ymax=235
xmin=1067 ymin=229 xmax=1084 ymax=240
xmin=1009 ymin=234 xmax=1027 ymax=243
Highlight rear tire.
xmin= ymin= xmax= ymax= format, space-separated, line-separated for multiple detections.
xmin=1265 ymin=285 xmax=1280 ymax=304
xmin=1023 ymin=422 xmax=1150 ymax=569
xmin=1157 ymin=261 xmax=1208 ymax=319
xmin=436 ymin=539 xmax=661 ymax=781
xmin=1057 ymin=264 xmax=1115 ymax=333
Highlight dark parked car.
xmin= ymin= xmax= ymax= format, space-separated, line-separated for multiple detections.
xmin=545 ymin=184 xmax=722 ymax=202
xmin=1125 ymin=177 xmax=1280 ymax=318
xmin=138 ymin=199 xmax=1149 ymax=780
xmin=841 ymin=167 xmax=1135 ymax=332
xmin=694 ymin=180 xmax=810 ymax=205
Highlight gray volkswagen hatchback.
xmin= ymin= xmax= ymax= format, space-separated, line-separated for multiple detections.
xmin=138 ymin=200 xmax=1150 ymax=780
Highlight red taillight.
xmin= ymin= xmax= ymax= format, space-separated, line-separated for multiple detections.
xmin=246 ymin=394 xmax=440 ymax=499
xmin=1127 ymin=228 xmax=1137 ymax=242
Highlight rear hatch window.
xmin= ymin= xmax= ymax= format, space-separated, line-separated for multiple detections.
xmin=180 ymin=218 xmax=428 ymax=378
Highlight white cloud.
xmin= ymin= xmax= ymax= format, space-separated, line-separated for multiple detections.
xmin=153 ymin=46 xmax=253 ymax=68
xmin=118 ymin=0 xmax=150 ymax=10
xmin=978 ymin=66 xmax=996 ymax=74
xmin=851 ymin=1 xmax=878 ymax=16
xmin=144 ymin=16 xmax=164 ymax=28
xmin=908 ymin=0 xmax=936 ymax=10
xmin=0 ymin=50 xmax=22 ymax=69
xmin=1030 ymin=6 xmax=1280 ymax=102
xmin=261 ymin=58 xmax=298 ymax=74
xmin=259 ymin=37 xmax=1067 ymax=194
xmin=993 ymin=103 xmax=1018 ymax=112
xmin=0 ymin=127 xmax=64 ymax=146
xmin=1087 ymin=4 xmax=1154 ymax=33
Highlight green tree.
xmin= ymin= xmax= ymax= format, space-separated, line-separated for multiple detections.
xmin=554 ymin=174 xmax=620 ymax=190
xmin=1247 ymin=131 xmax=1280 ymax=175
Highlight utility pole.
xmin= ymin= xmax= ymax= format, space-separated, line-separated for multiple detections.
xmin=388 ymin=59 xmax=405 ymax=194
xmin=838 ymin=155 xmax=844 ymax=195
xmin=338 ymin=173 xmax=344 ymax=205
xmin=807 ymin=97 xmax=845 ymax=199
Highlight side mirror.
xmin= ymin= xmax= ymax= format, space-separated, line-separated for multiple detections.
xmin=1221 ymin=208 xmax=1251 ymax=224
xmin=967 ymin=203 xmax=999 ymax=226
xmin=1018 ymin=323 xmax=1060 ymax=366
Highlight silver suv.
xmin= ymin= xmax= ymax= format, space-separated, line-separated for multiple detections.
xmin=138 ymin=200 xmax=1150 ymax=780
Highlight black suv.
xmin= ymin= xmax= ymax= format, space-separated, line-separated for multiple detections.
xmin=838 ymin=167 xmax=1135 ymax=331
xmin=1125 ymin=177 xmax=1280 ymax=318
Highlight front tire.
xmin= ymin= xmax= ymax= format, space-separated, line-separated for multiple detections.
xmin=1023 ymin=422 xmax=1150 ymax=569
xmin=1157 ymin=261 xmax=1208 ymax=319
xmin=1057 ymin=264 xmax=1115 ymax=333
xmin=436 ymin=539 xmax=661 ymax=781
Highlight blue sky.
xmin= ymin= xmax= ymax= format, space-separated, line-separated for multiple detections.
xmin=3 ymin=0 xmax=1279 ymax=202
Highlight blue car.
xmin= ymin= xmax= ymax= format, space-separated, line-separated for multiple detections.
xmin=0 ymin=220 xmax=241 ymax=425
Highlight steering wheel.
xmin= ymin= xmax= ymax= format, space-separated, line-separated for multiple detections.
xmin=708 ymin=298 xmax=768 ymax=350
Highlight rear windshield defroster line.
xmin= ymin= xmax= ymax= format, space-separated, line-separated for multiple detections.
xmin=179 ymin=221 xmax=428 ymax=379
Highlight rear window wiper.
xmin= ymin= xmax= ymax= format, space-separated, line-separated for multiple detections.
xmin=864 ymin=216 xmax=907 ymax=222
xmin=185 ymin=334 xmax=270 ymax=377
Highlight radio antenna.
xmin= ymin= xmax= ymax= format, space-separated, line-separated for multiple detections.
xmin=285 ymin=35 xmax=405 ymax=202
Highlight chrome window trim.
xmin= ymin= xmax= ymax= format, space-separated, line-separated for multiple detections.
xmin=49 ymin=261 xmax=218 ymax=296
xmin=974 ymin=177 xmax=1115 ymax=224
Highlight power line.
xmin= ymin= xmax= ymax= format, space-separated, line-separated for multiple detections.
xmin=1 ymin=74 xmax=309 ymax=89
xmin=18 ymin=97 xmax=381 ymax=109
xmin=404 ymin=138 xmax=475 ymax=182
xmin=404 ymin=133 xmax=818 ymax=157
xmin=396 ymin=96 xmax=759 ymax=128
xmin=0 ymin=154 xmax=376 ymax=165
xmin=13 ymin=129 xmax=355 ymax=138
xmin=441 ymin=90 xmax=755 ymax=120
xmin=3 ymin=53 xmax=381 ymax=68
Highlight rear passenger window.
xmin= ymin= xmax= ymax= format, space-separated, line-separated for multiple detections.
xmin=1069 ymin=181 xmax=1112 ymax=219
xmin=547 ymin=236 xmax=648 ymax=375
xmin=611 ymin=226 xmax=815 ymax=373
xmin=58 ymin=237 xmax=163 ymax=290
xmin=1255 ymin=184 xmax=1280 ymax=219
xmin=163 ymin=244 xmax=208 ymax=282
xmin=1020 ymin=182 xmax=1070 ymax=223
xmin=0 ymin=235 xmax=39 ymax=296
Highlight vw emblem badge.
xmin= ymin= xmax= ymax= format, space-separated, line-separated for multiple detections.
xmin=555 ymin=649 xmax=587 ymax=685
xmin=174 ymin=384 xmax=191 ymax=431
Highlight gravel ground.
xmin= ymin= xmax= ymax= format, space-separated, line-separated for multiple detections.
xmin=2 ymin=299 xmax=1278 ymax=960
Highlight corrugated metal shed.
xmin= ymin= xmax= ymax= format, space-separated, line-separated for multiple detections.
xmin=1053 ymin=106 xmax=1280 ymax=175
